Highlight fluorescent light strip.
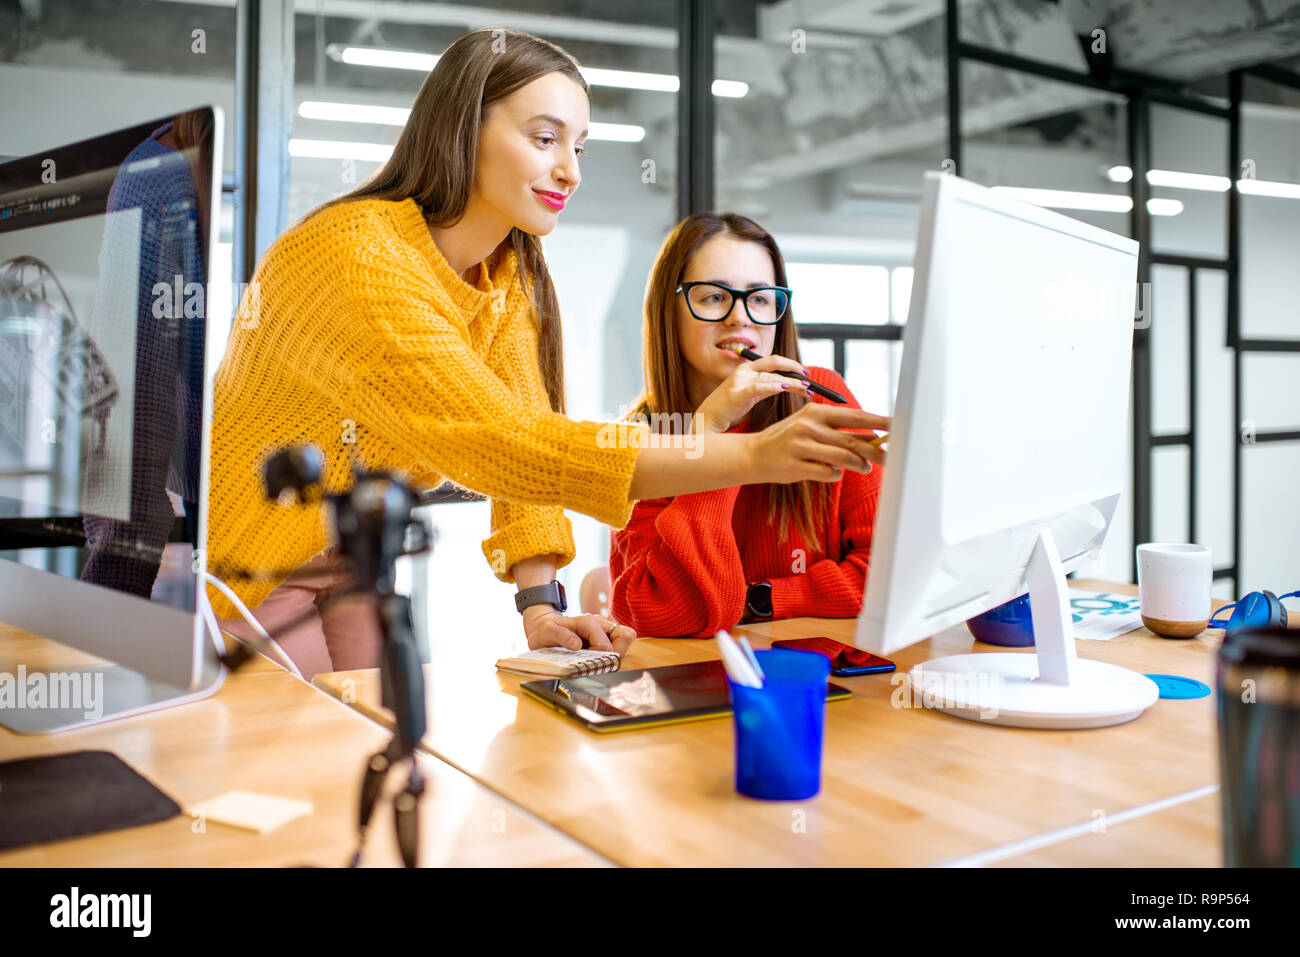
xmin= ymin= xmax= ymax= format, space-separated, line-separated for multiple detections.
xmin=588 ymin=121 xmax=646 ymax=143
xmin=288 ymin=139 xmax=394 ymax=162
xmin=299 ymin=100 xmax=408 ymax=126
xmin=991 ymin=186 xmax=1182 ymax=216
xmin=297 ymin=102 xmax=644 ymax=143
xmin=339 ymin=46 xmax=434 ymax=71
xmin=1107 ymin=165 xmax=1228 ymax=191
xmin=1146 ymin=197 xmax=1185 ymax=215
xmin=1108 ymin=165 xmax=1300 ymax=198
xmin=1237 ymin=178 xmax=1300 ymax=199
xmin=581 ymin=66 xmax=676 ymax=93
xmin=332 ymin=45 xmax=747 ymax=97
xmin=711 ymin=79 xmax=750 ymax=98
xmin=1149 ymin=169 xmax=1230 ymax=191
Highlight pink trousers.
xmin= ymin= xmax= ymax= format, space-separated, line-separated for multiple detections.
xmin=219 ymin=549 xmax=384 ymax=681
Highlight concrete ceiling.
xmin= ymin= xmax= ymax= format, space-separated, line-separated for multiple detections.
xmin=719 ymin=0 xmax=1300 ymax=189
xmin=5 ymin=0 xmax=1299 ymax=195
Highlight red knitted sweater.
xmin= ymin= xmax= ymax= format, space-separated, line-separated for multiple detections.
xmin=609 ymin=367 xmax=883 ymax=638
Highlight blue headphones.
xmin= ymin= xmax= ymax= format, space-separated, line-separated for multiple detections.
xmin=1208 ymin=590 xmax=1297 ymax=633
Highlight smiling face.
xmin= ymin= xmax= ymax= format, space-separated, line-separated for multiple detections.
xmin=675 ymin=234 xmax=781 ymax=406
xmin=471 ymin=70 xmax=589 ymax=238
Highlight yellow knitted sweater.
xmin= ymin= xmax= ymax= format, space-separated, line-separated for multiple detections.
xmin=206 ymin=197 xmax=645 ymax=617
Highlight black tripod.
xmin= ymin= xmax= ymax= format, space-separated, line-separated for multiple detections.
xmin=217 ymin=445 xmax=431 ymax=867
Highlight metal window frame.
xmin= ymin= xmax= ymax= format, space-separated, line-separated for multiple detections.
xmin=679 ymin=0 xmax=715 ymax=219
xmin=1227 ymin=64 xmax=1300 ymax=591
xmin=236 ymin=0 xmax=294 ymax=285
xmin=794 ymin=323 xmax=904 ymax=389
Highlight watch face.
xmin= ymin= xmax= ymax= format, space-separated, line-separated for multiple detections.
xmin=748 ymin=582 xmax=773 ymax=618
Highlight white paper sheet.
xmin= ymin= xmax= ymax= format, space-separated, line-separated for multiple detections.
xmin=1069 ymin=588 xmax=1145 ymax=641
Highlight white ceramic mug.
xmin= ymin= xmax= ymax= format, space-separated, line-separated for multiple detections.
xmin=1136 ymin=543 xmax=1213 ymax=638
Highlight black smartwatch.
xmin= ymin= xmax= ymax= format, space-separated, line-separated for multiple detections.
xmin=515 ymin=580 xmax=567 ymax=614
xmin=745 ymin=581 xmax=773 ymax=621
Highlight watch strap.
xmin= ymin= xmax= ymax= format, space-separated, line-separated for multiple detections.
xmin=515 ymin=580 xmax=568 ymax=614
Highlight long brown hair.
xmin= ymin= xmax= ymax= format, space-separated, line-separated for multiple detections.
xmin=314 ymin=27 xmax=583 ymax=413
xmin=633 ymin=213 xmax=826 ymax=551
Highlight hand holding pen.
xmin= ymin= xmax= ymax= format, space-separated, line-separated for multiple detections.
xmin=729 ymin=345 xmax=849 ymax=404
xmin=693 ymin=348 xmax=821 ymax=434
xmin=696 ymin=343 xmax=889 ymax=461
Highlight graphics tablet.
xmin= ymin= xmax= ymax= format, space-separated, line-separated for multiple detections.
xmin=521 ymin=659 xmax=852 ymax=733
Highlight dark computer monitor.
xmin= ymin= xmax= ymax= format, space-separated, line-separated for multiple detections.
xmin=0 ymin=107 xmax=225 ymax=732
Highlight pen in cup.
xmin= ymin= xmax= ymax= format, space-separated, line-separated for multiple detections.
xmin=737 ymin=635 xmax=765 ymax=681
xmin=716 ymin=630 xmax=763 ymax=688
xmin=718 ymin=636 xmax=819 ymax=799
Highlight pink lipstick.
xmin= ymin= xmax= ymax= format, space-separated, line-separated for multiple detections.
xmin=534 ymin=189 xmax=566 ymax=210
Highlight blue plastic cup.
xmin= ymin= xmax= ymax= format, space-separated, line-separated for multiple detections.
xmin=727 ymin=648 xmax=831 ymax=801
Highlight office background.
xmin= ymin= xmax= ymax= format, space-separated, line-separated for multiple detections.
xmin=3 ymin=0 xmax=1297 ymax=662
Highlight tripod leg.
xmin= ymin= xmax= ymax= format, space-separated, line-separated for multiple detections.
xmin=379 ymin=594 xmax=428 ymax=749
xmin=394 ymin=759 xmax=426 ymax=868
xmin=349 ymin=738 xmax=402 ymax=868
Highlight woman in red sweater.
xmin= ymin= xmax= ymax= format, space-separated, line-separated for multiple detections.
xmin=609 ymin=213 xmax=890 ymax=638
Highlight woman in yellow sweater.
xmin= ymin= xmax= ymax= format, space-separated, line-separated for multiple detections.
xmin=209 ymin=28 xmax=888 ymax=678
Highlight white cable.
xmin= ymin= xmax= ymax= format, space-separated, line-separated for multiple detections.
xmin=201 ymin=571 xmax=304 ymax=680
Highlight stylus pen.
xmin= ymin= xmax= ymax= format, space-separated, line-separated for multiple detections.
xmin=716 ymin=631 xmax=763 ymax=688
xmin=736 ymin=635 xmax=766 ymax=681
xmin=732 ymin=345 xmax=847 ymax=404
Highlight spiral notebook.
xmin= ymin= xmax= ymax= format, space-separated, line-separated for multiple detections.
xmin=495 ymin=647 xmax=621 ymax=677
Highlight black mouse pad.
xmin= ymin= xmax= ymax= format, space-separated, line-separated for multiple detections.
xmin=0 ymin=750 xmax=182 ymax=852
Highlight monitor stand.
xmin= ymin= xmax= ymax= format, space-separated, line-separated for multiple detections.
xmin=908 ymin=527 xmax=1159 ymax=729
xmin=0 ymin=656 xmax=224 ymax=734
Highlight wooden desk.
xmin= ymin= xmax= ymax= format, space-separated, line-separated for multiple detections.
xmin=986 ymin=792 xmax=1222 ymax=868
xmin=0 ymin=624 xmax=605 ymax=867
xmin=313 ymin=579 xmax=1227 ymax=867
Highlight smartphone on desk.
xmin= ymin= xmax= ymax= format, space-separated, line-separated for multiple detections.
xmin=771 ymin=637 xmax=895 ymax=676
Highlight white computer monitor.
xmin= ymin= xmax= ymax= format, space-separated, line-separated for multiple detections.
xmin=0 ymin=108 xmax=225 ymax=732
xmin=854 ymin=171 xmax=1159 ymax=729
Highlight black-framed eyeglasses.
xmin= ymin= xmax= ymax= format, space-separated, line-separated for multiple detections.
xmin=675 ymin=281 xmax=791 ymax=325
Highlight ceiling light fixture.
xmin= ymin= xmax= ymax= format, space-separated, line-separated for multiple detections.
xmin=296 ymin=103 xmax=645 ymax=143
xmin=327 ymin=45 xmax=747 ymax=97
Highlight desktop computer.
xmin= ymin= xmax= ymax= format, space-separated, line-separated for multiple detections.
xmin=0 ymin=108 xmax=226 ymax=732
xmin=855 ymin=171 xmax=1159 ymax=729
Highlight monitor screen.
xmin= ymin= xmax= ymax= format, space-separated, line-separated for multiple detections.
xmin=0 ymin=110 xmax=216 ymax=614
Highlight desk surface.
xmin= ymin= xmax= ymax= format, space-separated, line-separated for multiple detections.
xmin=988 ymin=792 xmax=1222 ymax=867
xmin=0 ymin=625 xmax=605 ymax=867
xmin=314 ymin=579 xmax=1227 ymax=867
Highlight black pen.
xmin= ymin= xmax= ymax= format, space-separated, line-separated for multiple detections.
xmin=731 ymin=344 xmax=848 ymax=404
